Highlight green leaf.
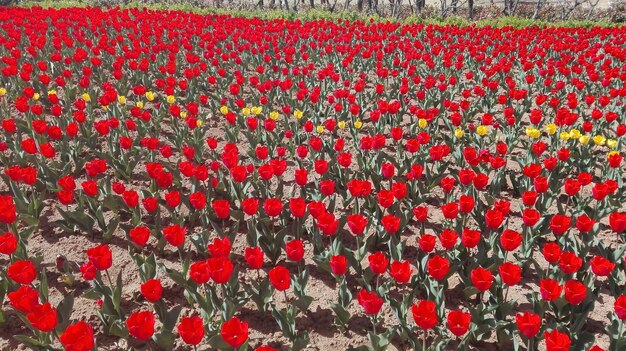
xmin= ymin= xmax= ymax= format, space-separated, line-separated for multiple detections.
xmin=13 ymin=335 xmax=45 ymax=347
xmin=108 ymin=318 xmax=128 ymax=338
xmin=368 ymin=330 xmax=391 ymax=351
xmin=56 ymin=293 xmax=75 ymax=332
xmin=292 ymin=331 xmax=310 ymax=351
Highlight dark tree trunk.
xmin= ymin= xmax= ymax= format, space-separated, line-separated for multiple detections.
xmin=415 ymin=0 xmax=425 ymax=11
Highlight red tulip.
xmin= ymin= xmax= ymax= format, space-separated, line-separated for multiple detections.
xmin=329 ymin=255 xmax=348 ymax=276
xmin=207 ymin=257 xmax=234 ymax=284
xmin=244 ymin=247 xmax=264 ymax=270
xmin=0 ymin=231 xmax=17 ymax=255
xmin=189 ymin=260 xmax=210 ymax=284
xmin=609 ymin=212 xmax=626 ymax=233
xmin=27 ymin=302 xmax=58 ymax=332
xmin=470 ymin=267 xmax=493 ymax=291
xmin=447 ymin=310 xmax=471 ymax=336
xmin=163 ymin=224 xmax=186 ymax=247
xmin=357 ymin=290 xmax=383 ymax=315
xmin=377 ymin=190 xmax=394 ymax=209
xmin=126 ymin=310 xmax=155 ymax=341
xmin=221 ymin=317 xmax=248 ymax=348
xmin=140 ymin=279 xmax=163 ymax=302
xmin=347 ymin=214 xmax=368 ymax=236
xmin=522 ymin=208 xmax=541 ymax=227
xmin=285 ymin=239 xmax=304 ymax=262
xmin=439 ymin=229 xmax=459 ymax=249
xmin=540 ymin=279 xmax=562 ymax=301
xmin=178 ymin=316 xmax=205 ymax=345
xmin=0 ymin=195 xmax=17 ymax=224
xmin=212 ymin=199 xmax=230 ymax=218
xmin=563 ymin=280 xmax=587 ymax=305
xmin=8 ymin=259 xmax=37 ymax=285
xmin=60 ymin=321 xmax=95 ymax=351
xmin=485 ymin=209 xmax=504 ymax=229
xmin=381 ymin=215 xmax=401 ymax=234
xmin=542 ymin=242 xmax=561 ymax=263
xmin=368 ymin=252 xmax=389 ymax=275
xmin=516 ymin=311 xmax=541 ymax=338
xmin=544 ymin=330 xmax=571 ymax=351
xmin=498 ymin=262 xmax=522 ymax=286
xmin=86 ymin=244 xmax=112 ymax=271
xmin=440 ymin=202 xmax=458 ymax=219
xmin=268 ymin=266 xmax=291 ymax=291
xmin=614 ymin=295 xmax=626 ymax=320
xmin=500 ymin=229 xmax=522 ymax=251
xmin=590 ymin=256 xmax=615 ymax=276
xmin=427 ymin=255 xmax=450 ymax=281
xmin=389 ymin=260 xmax=412 ymax=284
xmin=316 ymin=212 xmax=338 ymax=236
xmin=8 ymin=285 xmax=39 ymax=313
xmin=413 ymin=206 xmax=428 ymax=222
xmin=549 ymin=214 xmax=571 ymax=236
xmin=289 ymin=198 xmax=306 ymax=218
xmin=263 ymin=198 xmax=283 ymax=217
xmin=129 ymin=226 xmax=150 ymax=247
xmin=208 ymin=237 xmax=231 ymax=258
xmin=241 ymin=198 xmax=259 ymax=215
xmin=575 ymin=215 xmax=596 ymax=233
xmin=80 ymin=262 xmax=97 ymax=281
xmin=461 ymin=228 xmax=480 ymax=248
xmin=418 ymin=234 xmax=437 ymax=252
xmin=558 ymin=251 xmax=582 ymax=274
xmin=411 ymin=300 xmax=438 ymax=330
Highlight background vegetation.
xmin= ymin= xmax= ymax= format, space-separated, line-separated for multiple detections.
xmin=6 ymin=0 xmax=626 ymax=24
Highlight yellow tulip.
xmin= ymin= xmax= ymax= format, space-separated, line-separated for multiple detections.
xmin=166 ymin=95 xmax=175 ymax=104
xmin=545 ymin=123 xmax=557 ymax=135
xmin=559 ymin=132 xmax=570 ymax=141
xmin=454 ymin=128 xmax=464 ymax=139
xmin=118 ymin=96 xmax=126 ymax=105
xmin=569 ymin=129 xmax=581 ymax=139
xmin=354 ymin=120 xmax=363 ymax=129
xmin=578 ymin=135 xmax=590 ymax=145
xmin=418 ymin=118 xmax=428 ymax=129
xmin=294 ymin=110 xmax=303 ymax=119
xmin=525 ymin=127 xmax=540 ymax=139
xmin=33 ymin=93 xmax=40 ymax=101
xmin=220 ymin=106 xmax=229 ymax=115
xmin=338 ymin=121 xmax=346 ymax=130
xmin=0 ymin=87 xmax=6 ymax=96
xmin=316 ymin=126 xmax=324 ymax=133
xmin=269 ymin=111 xmax=279 ymax=121
xmin=251 ymin=106 xmax=262 ymax=115
xmin=82 ymin=93 xmax=91 ymax=102
xmin=197 ymin=120 xmax=203 ymax=127
xmin=607 ymin=139 xmax=617 ymax=149
xmin=47 ymin=90 xmax=57 ymax=96
xmin=136 ymin=101 xmax=144 ymax=109
xmin=593 ymin=135 xmax=606 ymax=146
xmin=145 ymin=92 xmax=155 ymax=102
xmin=242 ymin=107 xmax=251 ymax=116
xmin=180 ymin=111 xmax=187 ymax=119
xmin=476 ymin=125 xmax=489 ymax=136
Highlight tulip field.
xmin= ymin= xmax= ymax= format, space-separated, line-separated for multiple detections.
xmin=1 ymin=5 xmax=626 ymax=351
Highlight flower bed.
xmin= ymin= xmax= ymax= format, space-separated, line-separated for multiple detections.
xmin=0 ymin=6 xmax=625 ymax=351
